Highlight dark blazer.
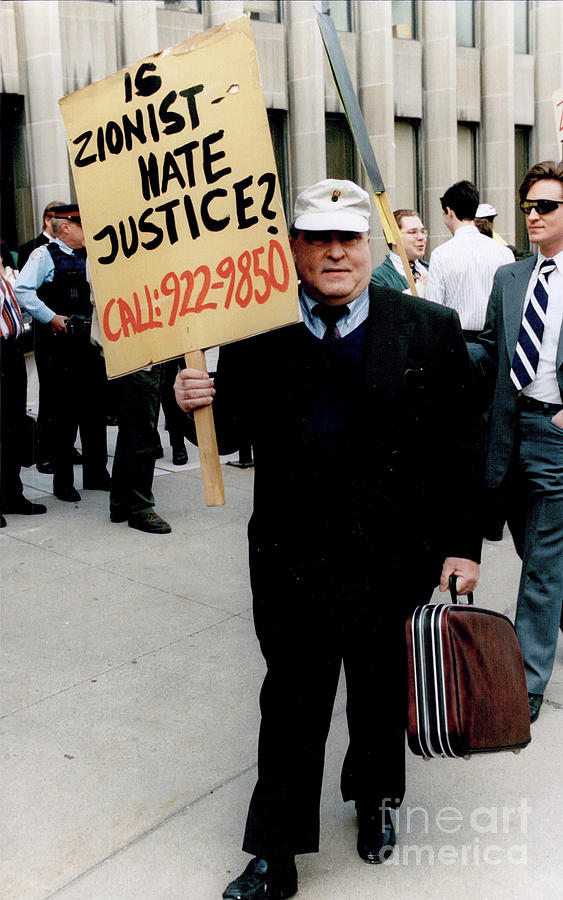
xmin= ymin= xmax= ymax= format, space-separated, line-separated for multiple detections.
xmin=212 ymin=283 xmax=483 ymax=579
xmin=476 ymin=257 xmax=563 ymax=488
xmin=18 ymin=233 xmax=49 ymax=270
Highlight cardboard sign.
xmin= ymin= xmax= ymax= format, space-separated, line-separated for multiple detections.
xmin=59 ymin=15 xmax=299 ymax=378
xmin=553 ymin=88 xmax=563 ymax=162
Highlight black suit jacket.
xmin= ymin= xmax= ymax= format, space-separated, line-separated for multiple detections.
xmin=212 ymin=284 xmax=482 ymax=587
xmin=475 ymin=257 xmax=563 ymax=488
xmin=18 ymin=233 xmax=49 ymax=270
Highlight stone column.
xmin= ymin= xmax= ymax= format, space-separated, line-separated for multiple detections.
xmin=16 ymin=0 xmax=70 ymax=228
xmin=480 ymin=0 xmax=515 ymax=245
xmin=533 ymin=1 xmax=563 ymax=162
xmin=205 ymin=1 xmax=243 ymax=29
xmin=356 ymin=0 xmax=394 ymax=260
xmin=357 ymin=0 xmax=394 ymax=194
xmin=420 ymin=1 xmax=457 ymax=252
xmin=286 ymin=0 xmax=326 ymax=206
xmin=115 ymin=0 xmax=159 ymax=68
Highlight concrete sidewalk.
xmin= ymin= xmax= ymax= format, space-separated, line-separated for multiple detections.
xmin=1 ymin=416 xmax=562 ymax=899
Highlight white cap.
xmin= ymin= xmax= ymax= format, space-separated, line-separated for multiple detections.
xmin=476 ymin=203 xmax=497 ymax=218
xmin=293 ymin=179 xmax=371 ymax=232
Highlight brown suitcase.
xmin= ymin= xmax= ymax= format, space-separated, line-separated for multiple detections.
xmin=406 ymin=577 xmax=531 ymax=759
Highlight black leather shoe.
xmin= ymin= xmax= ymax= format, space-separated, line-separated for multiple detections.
xmin=55 ymin=486 xmax=81 ymax=503
xmin=128 ymin=510 xmax=171 ymax=534
xmin=356 ymin=805 xmax=396 ymax=864
xmin=528 ymin=693 xmax=543 ymax=723
xmin=223 ymin=857 xmax=297 ymax=899
xmin=36 ymin=460 xmax=54 ymax=474
xmin=172 ymin=446 xmax=188 ymax=465
xmin=3 ymin=497 xmax=47 ymax=515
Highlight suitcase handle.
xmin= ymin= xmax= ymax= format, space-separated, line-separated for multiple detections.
xmin=449 ymin=574 xmax=474 ymax=606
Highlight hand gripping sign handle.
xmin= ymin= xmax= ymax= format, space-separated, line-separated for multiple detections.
xmin=184 ymin=349 xmax=225 ymax=507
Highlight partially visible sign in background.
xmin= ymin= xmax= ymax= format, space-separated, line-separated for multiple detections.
xmin=60 ymin=15 xmax=299 ymax=378
xmin=553 ymin=88 xmax=563 ymax=161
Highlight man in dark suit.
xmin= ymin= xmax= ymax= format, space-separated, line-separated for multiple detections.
xmin=475 ymin=160 xmax=563 ymax=725
xmin=175 ymin=180 xmax=482 ymax=899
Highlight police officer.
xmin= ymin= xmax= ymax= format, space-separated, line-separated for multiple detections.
xmin=15 ymin=204 xmax=109 ymax=502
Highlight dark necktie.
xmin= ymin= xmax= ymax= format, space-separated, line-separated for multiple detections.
xmin=313 ymin=303 xmax=350 ymax=342
xmin=510 ymin=258 xmax=557 ymax=391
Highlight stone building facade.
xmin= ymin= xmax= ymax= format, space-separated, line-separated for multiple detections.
xmin=1 ymin=0 xmax=562 ymax=261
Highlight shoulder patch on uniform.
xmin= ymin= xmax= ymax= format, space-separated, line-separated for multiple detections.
xmin=32 ymin=248 xmax=45 ymax=260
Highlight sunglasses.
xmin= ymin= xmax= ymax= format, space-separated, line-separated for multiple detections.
xmin=520 ymin=199 xmax=563 ymax=215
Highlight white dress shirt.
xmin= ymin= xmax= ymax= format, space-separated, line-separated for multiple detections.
xmin=426 ymin=224 xmax=514 ymax=330
xmin=522 ymin=249 xmax=563 ymax=404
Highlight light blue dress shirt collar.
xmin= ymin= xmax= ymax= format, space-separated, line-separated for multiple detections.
xmin=299 ymin=286 xmax=370 ymax=339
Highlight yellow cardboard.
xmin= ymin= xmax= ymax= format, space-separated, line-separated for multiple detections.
xmin=59 ymin=15 xmax=299 ymax=377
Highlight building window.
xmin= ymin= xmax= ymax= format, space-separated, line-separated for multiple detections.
xmin=244 ymin=1 xmax=280 ymax=24
xmin=320 ymin=1 xmax=352 ymax=33
xmin=457 ymin=123 xmax=477 ymax=185
xmin=325 ymin=114 xmax=356 ymax=182
xmin=514 ymin=1 xmax=529 ymax=54
xmin=158 ymin=1 xmax=202 ymax=11
xmin=268 ymin=109 xmax=288 ymax=218
xmin=392 ymin=1 xmax=416 ymax=40
xmin=515 ymin=126 xmax=531 ymax=251
xmin=394 ymin=119 xmax=421 ymax=212
xmin=456 ymin=1 xmax=475 ymax=48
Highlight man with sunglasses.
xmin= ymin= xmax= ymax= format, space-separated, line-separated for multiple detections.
xmin=476 ymin=160 xmax=563 ymax=724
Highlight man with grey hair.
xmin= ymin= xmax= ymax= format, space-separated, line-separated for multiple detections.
xmin=175 ymin=179 xmax=482 ymax=898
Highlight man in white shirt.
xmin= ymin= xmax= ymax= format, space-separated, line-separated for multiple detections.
xmin=426 ymin=180 xmax=514 ymax=340
xmin=475 ymin=160 xmax=563 ymax=724
xmin=371 ymin=209 xmax=429 ymax=297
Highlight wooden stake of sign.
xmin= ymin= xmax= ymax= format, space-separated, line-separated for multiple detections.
xmin=317 ymin=13 xmax=418 ymax=296
xmin=184 ymin=349 xmax=225 ymax=507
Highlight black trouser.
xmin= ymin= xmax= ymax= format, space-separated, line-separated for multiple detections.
xmin=46 ymin=332 xmax=108 ymax=491
xmin=110 ymin=367 xmax=163 ymax=518
xmin=242 ymin=534 xmax=434 ymax=858
xmin=160 ymin=357 xmax=187 ymax=450
xmin=0 ymin=335 xmax=27 ymax=508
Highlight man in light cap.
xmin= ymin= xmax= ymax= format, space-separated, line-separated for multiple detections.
xmin=15 ymin=204 xmax=109 ymax=503
xmin=175 ymin=179 xmax=482 ymax=898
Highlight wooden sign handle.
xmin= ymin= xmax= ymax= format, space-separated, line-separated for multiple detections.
xmin=377 ymin=190 xmax=418 ymax=296
xmin=184 ymin=349 xmax=225 ymax=507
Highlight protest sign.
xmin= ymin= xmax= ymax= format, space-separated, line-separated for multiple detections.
xmin=59 ymin=15 xmax=299 ymax=379
xmin=553 ymin=88 xmax=563 ymax=161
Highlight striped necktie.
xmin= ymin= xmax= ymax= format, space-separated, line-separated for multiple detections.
xmin=510 ymin=258 xmax=557 ymax=391
xmin=313 ymin=303 xmax=350 ymax=342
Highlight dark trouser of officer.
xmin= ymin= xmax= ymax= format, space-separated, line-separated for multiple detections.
xmin=48 ymin=329 xmax=109 ymax=500
xmin=109 ymin=366 xmax=171 ymax=533
xmin=160 ymin=357 xmax=189 ymax=464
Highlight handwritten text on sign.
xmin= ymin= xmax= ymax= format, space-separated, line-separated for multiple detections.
xmin=59 ymin=17 xmax=299 ymax=377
